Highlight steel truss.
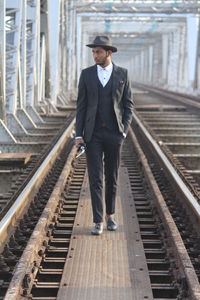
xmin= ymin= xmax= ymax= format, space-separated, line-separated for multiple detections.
xmin=73 ymin=2 xmax=200 ymax=95
xmin=0 ymin=0 xmax=70 ymax=143
xmin=0 ymin=0 xmax=200 ymax=143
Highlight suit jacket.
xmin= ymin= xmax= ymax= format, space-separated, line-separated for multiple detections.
xmin=76 ymin=63 xmax=134 ymax=143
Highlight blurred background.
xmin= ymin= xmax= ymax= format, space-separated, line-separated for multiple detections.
xmin=0 ymin=0 xmax=199 ymax=125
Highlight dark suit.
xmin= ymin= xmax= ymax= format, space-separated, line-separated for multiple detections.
xmin=76 ymin=63 xmax=134 ymax=223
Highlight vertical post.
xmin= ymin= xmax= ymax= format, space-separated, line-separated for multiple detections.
xmin=187 ymin=15 xmax=199 ymax=89
xmin=35 ymin=0 xmax=40 ymax=107
xmin=29 ymin=3 xmax=36 ymax=107
xmin=72 ymin=8 xmax=77 ymax=89
xmin=40 ymin=34 xmax=46 ymax=102
xmin=0 ymin=0 xmax=6 ymax=123
xmin=6 ymin=0 xmax=23 ymax=114
xmin=149 ymin=46 xmax=153 ymax=83
xmin=59 ymin=0 xmax=64 ymax=93
xmin=144 ymin=49 xmax=148 ymax=83
xmin=48 ymin=0 xmax=60 ymax=105
xmin=18 ymin=54 xmax=23 ymax=109
xmin=82 ymin=31 xmax=88 ymax=70
xmin=21 ymin=0 xmax=26 ymax=108
xmin=162 ymin=34 xmax=168 ymax=85
xmin=67 ymin=0 xmax=73 ymax=92
xmin=131 ymin=57 xmax=135 ymax=83
xmin=178 ymin=26 xmax=186 ymax=88
xmin=0 ymin=39 xmax=6 ymax=122
xmin=61 ymin=0 xmax=68 ymax=97
xmin=197 ymin=20 xmax=200 ymax=90
xmin=136 ymin=55 xmax=140 ymax=82
xmin=168 ymin=31 xmax=175 ymax=88
xmin=40 ymin=0 xmax=51 ymax=102
xmin=76 ymin=15 xmax=82 ymax=84
xmin=140 ymin=51 xmax=144 ymax=82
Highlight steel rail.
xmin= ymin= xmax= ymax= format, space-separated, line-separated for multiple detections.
xmin=0 ymin=118 xmax=75 ymax=249
xmin=135 ymin=83 xmax=200 ymax=110
xmin=6 ymin=124 xmax=200 ymax=299
xmin=4 ymin=120 xmax=200 ymax=299
xmin=4 ymin=145 xmax=77 ymax=300
xmin=133 ymin=111 xmax=200 ymax=219
xmin=129 ymin=126 xmax=200 ymax=299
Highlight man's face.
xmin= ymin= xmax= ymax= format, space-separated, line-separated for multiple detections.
xmin=92 ymin=47 xmax=111 ymax=66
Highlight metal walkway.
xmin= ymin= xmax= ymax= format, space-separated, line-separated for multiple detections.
xmin=57 ymin=168 xmax=153 ymax=300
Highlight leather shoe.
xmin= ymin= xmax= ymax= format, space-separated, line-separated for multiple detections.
xmin=91 ymin=223 xmax=103 ymax=235
xmin=106 ymin=216 xmax=117 ymax=231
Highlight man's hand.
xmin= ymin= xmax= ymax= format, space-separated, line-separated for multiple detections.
xmin=75 ymin=137 xmax=85 ymax=148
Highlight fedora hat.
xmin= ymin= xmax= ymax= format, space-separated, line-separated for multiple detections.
xmin=86 ymin=36 xmax=117 ymax=53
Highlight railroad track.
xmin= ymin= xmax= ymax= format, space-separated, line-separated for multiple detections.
xmin=0 ymin=113 xmax=75 ymax=222
xmin=134 ymin=88 xmax=200 ymax=200
xmin=132 ymin=88 xmax=200 ymax=297
xmin=0 ymin=116 xmax=76 ymax=299
xmin=1 ymin=89 xmax=200 ymax=299
xmin=0 ymin=121 xmax=199 ymax=299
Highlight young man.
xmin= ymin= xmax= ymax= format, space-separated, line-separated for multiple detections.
xmin=76 ymin=36 xmax=134 ymax=235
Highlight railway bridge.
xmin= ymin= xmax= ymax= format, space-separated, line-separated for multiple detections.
xmin=0 ymin=1 xmax=200 ymax=299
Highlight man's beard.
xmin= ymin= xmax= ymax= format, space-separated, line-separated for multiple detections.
xmin=96 ymin=56 xmax=107 ymax=67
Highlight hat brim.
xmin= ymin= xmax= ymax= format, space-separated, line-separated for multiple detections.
xmin=86 ymin=43 xmax=117 ymax=53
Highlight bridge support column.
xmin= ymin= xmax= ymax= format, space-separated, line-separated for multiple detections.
xmin=187 ymin=15 xmax=199 ymax=90
xmin=149 ymin=46 xmax=153 ymax=83
xmin=162 ymin=34 xmax=168 ymax=86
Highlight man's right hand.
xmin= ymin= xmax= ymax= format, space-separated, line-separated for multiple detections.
xmin=75 ymin=137 xmax=85 ymax=148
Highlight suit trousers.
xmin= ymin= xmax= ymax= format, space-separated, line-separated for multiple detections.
xmin=86 ymin=127 xmax=124 ymax=223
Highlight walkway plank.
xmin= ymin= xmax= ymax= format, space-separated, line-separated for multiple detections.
xmin=57 ymin=166 xmax=153 ymax=300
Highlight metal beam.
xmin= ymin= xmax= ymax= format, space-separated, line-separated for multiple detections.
xmin=187 ymin=15 xmax=199 ymax=89
xmin=49 ymin=0 xmax=60 ymax=105
xmin=73 ymin=1 xmax=200 ymax=15
xmin=0 ymin=0 xmax=6 ymax=123
xmin=40 ymin=0 xmax=51 ymax=102
xmin=77 ymin=12 xmax=197 ymax=19
xmin=0 ymin=36 xmax=6 ymax=123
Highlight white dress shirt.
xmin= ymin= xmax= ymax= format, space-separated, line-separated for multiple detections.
xmin=97 ymin=62 xmax=113 ymax=87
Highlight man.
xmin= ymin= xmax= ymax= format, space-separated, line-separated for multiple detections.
xmin=76 ymin=36 xmax=134 ymax=235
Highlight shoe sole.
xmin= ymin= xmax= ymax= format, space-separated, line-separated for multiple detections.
xmin=91 ymin=231 xmax=103 ymax=235
xmin=107 ymin=226 xmax=117 ymax=231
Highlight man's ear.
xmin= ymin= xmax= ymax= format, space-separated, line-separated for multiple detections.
xmin=106 ymin=50 xmax=112 ymax=57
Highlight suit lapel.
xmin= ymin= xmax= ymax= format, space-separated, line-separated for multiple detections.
xmin=90 ymin=65 xmax=98 ymax=103
xmin=112 ymin=63 xmax=121 ymax=101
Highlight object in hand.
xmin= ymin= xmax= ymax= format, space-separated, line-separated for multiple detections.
xmin=76 ymin=143 xmax=86 ymax=158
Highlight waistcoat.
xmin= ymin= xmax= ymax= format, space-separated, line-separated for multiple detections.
xmin=95 ymin=75 xmax=118 ymax=131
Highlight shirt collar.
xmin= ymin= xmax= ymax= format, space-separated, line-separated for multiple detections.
xmin=97 ymin=62 xmax=113 ymax=72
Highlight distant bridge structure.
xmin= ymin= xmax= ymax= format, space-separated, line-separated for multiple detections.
xmin=0 ymin=0 xmax=199 ymax=142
